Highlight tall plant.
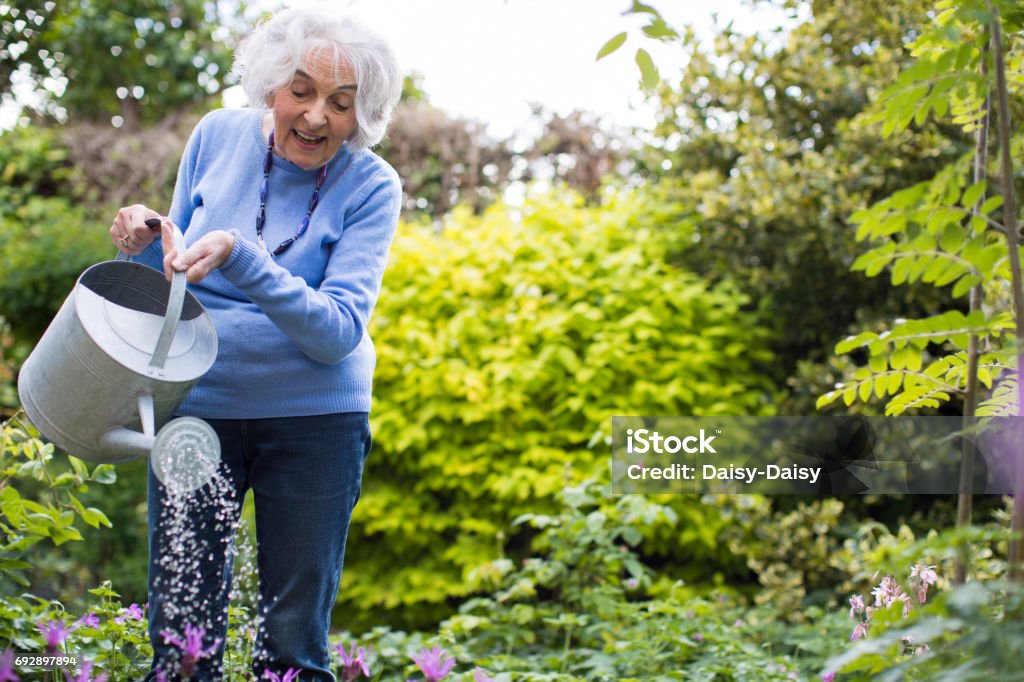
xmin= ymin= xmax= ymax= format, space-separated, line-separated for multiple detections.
xmin=815 ymin=0 xmax=1024 ymax=577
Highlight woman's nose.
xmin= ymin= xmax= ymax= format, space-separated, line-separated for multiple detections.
xmin=304 ymin=98 xmax=328 ymax=127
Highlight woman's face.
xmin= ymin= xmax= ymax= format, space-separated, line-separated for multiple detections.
xmin=269 ymin=51 xmax=358 ymax=170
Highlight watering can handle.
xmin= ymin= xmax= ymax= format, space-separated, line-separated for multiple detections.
xmin=114 ymin=220 xmax=187 ymax=371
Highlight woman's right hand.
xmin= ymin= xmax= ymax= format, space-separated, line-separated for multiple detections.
xmin=110 ymin=204 xmax=162 ymax=256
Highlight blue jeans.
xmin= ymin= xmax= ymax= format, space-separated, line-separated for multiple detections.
xmin=145 ymin=412 xmax=371 ymax=682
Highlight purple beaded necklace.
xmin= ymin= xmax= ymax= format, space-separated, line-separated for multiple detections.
xmin=257 ymin=130 xmax=329 ymax=257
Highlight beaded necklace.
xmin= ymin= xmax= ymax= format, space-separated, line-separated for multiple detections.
xmin=256 ymin=130 xmax=329 ymax=256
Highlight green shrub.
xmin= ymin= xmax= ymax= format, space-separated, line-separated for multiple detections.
xmin=0 ymin=126 xmax=110 ymax=346
xmin=346 ymin=189 xmax=777 ymax=629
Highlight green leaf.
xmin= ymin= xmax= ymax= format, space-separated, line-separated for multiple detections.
xmin=961 ymin=182 xmax=985 ymax=210
xmin=858 ymin=379 xmax=873 ymax=402
xmin=939 ymin=223 xmax=963 ymax=252
xmin=952 ymin=274 xmax=981 ymax=298
xmin=635 ymin=48 xmax=658 ymax=90
xmin=979 ymin=195 xmax=1003 ymax=215
xmin=597 ymin=32 xmax=628 ymax=61
xmin=891 ymin=258 xmax=911 ymax=285
xmin=642 ymin=19 xmax=678 ymax=40
xmin=628 ymin=1 xmax=660 ymax=16
xmin=91 ymin=464 xmax=117 ymax=484
xmin=68 ymin=455 xmax=89 ymax=479
xmin=82 ymin=507 xmax=112 ymax=529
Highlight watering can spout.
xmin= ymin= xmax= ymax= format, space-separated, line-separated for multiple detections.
xmin=98 ymin=426 xmax=154 ymax=460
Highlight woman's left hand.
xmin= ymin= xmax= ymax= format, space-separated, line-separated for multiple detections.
xmin=161 ymin=220 xmax=237 ymax=284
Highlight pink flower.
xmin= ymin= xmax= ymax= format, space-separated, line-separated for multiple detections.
xmin=910 ymin=564 xmax=938 ymax=585
xmin=851 ymin=622 xmax=869 ymax=641
xmin=910 ymin=564 xmax=939 ymax=603
xmin=0 ymin=649 xmax=20 ymax=682
xmin=412 ymin=646 xmax=455 ymax=682
xmin=897 ymin=591 xmax=912 ymax=617
xmin=692 ymin=633 xmax=704 ymax=642
xmin=821 ymin=672 xmax=836 ymax=682
xmin=37 ymin=619 xmax=71 ymax=654
xmin=472 ymin=669 xmax=494 ymax=682
xmin=63 ymin=661 xmax=108 ymax=682
xmin=114 ymin=603 xmax=144 ymax=624
xmin=263 ymin=669 xmax=301 ymax=682
xmin=333 ymin=641 xmax=371 ymax=681
xmin=161 ymin=624 xmax=221 ymax=677
xmin=77 ymin=612 xmax=101 ymax=629
xmin=624 ymin=577 xmax=639 ymax=589
xmin=848 ymin=594 xmax=864 ymax=620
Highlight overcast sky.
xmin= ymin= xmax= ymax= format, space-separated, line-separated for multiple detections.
xmin=2 ymin=1 xmax=799 ymax=135
xmin=326 ymin=0 xmax=798 ymax=136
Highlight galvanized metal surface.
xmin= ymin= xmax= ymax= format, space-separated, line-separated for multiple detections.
xmin=18 ymin=236 xmax=217 ymax=464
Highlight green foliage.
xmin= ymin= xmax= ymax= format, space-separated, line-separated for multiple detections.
xmin=817 ymin=0 xmax=1024 ymax=416
xmin=597 ymin=1 xmax=679 ymax=90
xmin=345 ymin=480 xmax=834 ymax=681
xmin=0 ymin=125 xmax=111 ymax=345
xmin=345 ymin=189 xmax=776 ymax=629
xmin=0 ymin=413 xmax=116 ymax=589
xmin=828 ymin=580 xmax=1024 ymax=680
xmin=633 ymin=0 xmax=964 ymax=414
xmin=824 ymin=524 xmax=1020 ymax=681
xmin=730 ymin=498 xmax=854 ymax=617
xmin=0 ymin=0 xmax=241 ymax=126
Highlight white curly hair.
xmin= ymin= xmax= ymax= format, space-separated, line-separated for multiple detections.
xmin=232 ymin=7 xmax=401 ymax=150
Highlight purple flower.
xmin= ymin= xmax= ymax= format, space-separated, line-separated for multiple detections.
xmin=77 ymin=612 xmax=101 ymax=629
xmin=851 ymin=622 xmax=869 ymax=641
xmin=333 ymin=642 xmax=371 ymax=681
xmin=871 ymin=575 xmax=906 ymax=609
xmin=37 ymin=619 xmax=71 ymax=654
xmin=63 ymin=661 xmax=108 ymax=682
xmin=472 ymin=668 xmax=494 ymax=682
xmin=821 ymin=672 xmax=836 ymax=682
xmin=161 ymin=624 xmax=221 ymax=677
xmin=113 ymin=603 xmax=144 ymax=624
xmin=263 ymin=669 xmax=301 ymax=682
xmin=692 ymin=633 xmax=704 ymax=642
xmin=412 ymin=646 xmax=455 ymax=682
xmin=624 ymin=577 xmax=639 ymax=589
xmin=0 ymin=649 xmax=20 ymax=682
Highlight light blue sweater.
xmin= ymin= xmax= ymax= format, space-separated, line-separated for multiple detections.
xmin=135 ymin=108 xmax=401 ymax=419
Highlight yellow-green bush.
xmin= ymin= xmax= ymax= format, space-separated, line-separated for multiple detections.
xmin=342 ymin=189 xmax=777 ymax=629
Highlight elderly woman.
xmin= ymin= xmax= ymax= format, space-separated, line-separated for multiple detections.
xmin=110 ymin=8 xmax=401 ymax=681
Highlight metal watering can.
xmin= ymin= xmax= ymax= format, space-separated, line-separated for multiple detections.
xmin=18 ymin=223 xmax=220 ymax=493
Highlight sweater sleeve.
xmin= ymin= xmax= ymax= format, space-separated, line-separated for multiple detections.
xmin=217 ymin=168 xmax=401 ymax=365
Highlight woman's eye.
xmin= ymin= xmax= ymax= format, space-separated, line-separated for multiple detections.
xmin=291 ymin=89 xmax=308 ymax=98
xmin=331 ymin=100 xmax=350 ymax=112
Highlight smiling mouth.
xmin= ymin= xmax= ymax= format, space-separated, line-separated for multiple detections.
xmin=293 ymin=129 xmax=325 ymax=145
